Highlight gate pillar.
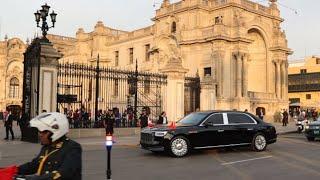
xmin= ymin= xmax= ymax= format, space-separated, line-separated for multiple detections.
xmin=200 ymin=77 xmax=216 ymax=111
xmin=160 ymin=59 xmax=188 ymax=122
xmin=23 ymin=38 xmax=61 ymax=118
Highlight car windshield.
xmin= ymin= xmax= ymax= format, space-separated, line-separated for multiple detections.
xmin=177 ymin=113 xmax=208 ymax=125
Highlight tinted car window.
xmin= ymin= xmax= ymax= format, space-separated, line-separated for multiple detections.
xmin=178 ymin=113 xmax=208 ymax=125
xmin=206 ymin=114 xmax=224 ymax=125
xmin=228 ymin=113 xmax=255 ymax=124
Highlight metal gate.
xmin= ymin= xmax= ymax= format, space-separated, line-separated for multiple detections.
xmin=184 ymin=76 xmax=201 ymax=115
xmin=57 ymin=61 xmax=167 ymax=124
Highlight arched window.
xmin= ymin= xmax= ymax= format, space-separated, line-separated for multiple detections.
xmin=9 ymin=77 xmax=19 ymax=98
xmin=171 ymin=22 xmax=177 ymax=33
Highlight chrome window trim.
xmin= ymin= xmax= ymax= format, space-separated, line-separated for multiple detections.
xmin=226 ymin=112 xmax=257 ymax=125
xmin=194 ymin=143 xmax=251 ymax=149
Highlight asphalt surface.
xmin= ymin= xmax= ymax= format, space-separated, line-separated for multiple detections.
xmin=1 ymin=133 xmax=320 ymax=180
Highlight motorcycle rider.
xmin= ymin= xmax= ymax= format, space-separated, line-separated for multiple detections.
xmin=15 ymin=112 xmax=82 ymax=180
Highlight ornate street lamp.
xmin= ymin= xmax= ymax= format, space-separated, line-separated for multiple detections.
xmin=34 ymin=3 xmax=57 ymax=38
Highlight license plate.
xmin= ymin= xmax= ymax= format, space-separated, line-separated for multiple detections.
xmin=314 ymin=131 xmax=319 ymax=134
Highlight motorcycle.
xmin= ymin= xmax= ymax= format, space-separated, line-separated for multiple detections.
xmin=296 ymin=120 xmax=304 ymax=133
xmin=296 ymin=119 xmax=309 ymax=133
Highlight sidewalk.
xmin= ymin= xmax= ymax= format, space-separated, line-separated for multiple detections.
xmin=272 ymin=122 xmax=297 ymax=135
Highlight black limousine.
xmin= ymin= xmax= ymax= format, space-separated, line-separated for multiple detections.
xmin=140 ymin=111 xmax=277 ymax=157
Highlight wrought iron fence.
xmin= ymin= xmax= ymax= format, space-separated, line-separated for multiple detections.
xmin=57 ymin=62 xmax=167 ymax=128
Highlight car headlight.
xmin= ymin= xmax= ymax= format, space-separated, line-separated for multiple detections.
xmin=305 ymin=125 xmax=309 ymax=129
xmin=155 ymin=131 xmax=168 ymax=137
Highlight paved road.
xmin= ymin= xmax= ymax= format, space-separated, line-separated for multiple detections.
xmin=1 ymin=133 xmax=320 ymax=180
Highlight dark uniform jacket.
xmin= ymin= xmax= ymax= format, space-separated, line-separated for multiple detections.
xmin=18 ymin=136 xmax=82 ymax=180
xmin=4 ymin=114 xmax=14 ymax=127
xmin=105 ymin=114 xmax=115 ymax=134
xmin=139 ymin=114 xmax=148 ymax=128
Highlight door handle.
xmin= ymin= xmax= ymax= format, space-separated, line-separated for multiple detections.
xmin=247 ymin=128 xmax=253 ymax=131
xmin=218 ymin=130 xmax=224 ymax=133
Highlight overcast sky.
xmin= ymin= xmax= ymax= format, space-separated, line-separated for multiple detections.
xmin=0 ymin=0 xmax=319 ymax=60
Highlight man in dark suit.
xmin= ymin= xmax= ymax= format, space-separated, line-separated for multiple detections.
xmin=157 ymin=111 xmax=168 ymax=125
xmin=139 ymin=110 xmax=149 ymax=128
xmin=17 ymin=112 xmax=28 ymax=141
xmin=4 ymin=110 xmax=15 ymax=140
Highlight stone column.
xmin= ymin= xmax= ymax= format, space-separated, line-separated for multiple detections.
xmin=213 ymin=51 xmax=224 ymax=98
xmin=23 ymin=38 xmax=61 ymax=118
xmin=275 ymin=60 xmax=281 ymax=99
xmin=242 ymin=54 xmax=248 ymax=98
xmin=38 ymin=42 xmax=61 ymax=113
xmin=281 ymin=61 xmax=286 ymax=99
xmin=284 ymin=61 xmax=289 ymax=100
xmin=234 ymin=52 xmax=243 ymax=98
xmin=160 ymin=59 xmax=188 ymax=122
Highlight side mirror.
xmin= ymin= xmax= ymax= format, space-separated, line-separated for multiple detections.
xmin=204 ymin=121 xmax=213 ymax=127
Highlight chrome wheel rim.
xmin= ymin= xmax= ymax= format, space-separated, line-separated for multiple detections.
xmin=171 ymin=138 xmax=188 ymax=157
xmin=255 ymin=135 xmax=266 ymax=150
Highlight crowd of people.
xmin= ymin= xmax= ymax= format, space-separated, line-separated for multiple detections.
xmin=63 ymin=106 xmax=168 ymax=129
xmin=289 ymin=108 xmax=319 ymax=122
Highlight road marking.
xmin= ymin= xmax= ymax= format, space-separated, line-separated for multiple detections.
xmin=221 ymin=156 xmax=273 ymax=165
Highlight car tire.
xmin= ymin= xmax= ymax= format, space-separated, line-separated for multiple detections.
xmin=307 ymin=137 xmax=315 ymax=141
xmin=251 ymin=133 xmax=267 ymax=152
xmin=169 ymin=136 xmax=190 ymax=157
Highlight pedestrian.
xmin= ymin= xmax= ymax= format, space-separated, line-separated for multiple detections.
xmin=4 ymin=110 xmax=15 ymax=140
xmin=17 ymin=112 xmax=28 ymax=141
xmin=157 ymin=111 xmax=168 ymax=125
xmin=122 ymin=110 xmax=127 ymax=127
xmin=139 ymin=109 xmax=149 ymax=128
xmin=105 ymin=109 xmax=115 ymax=135
xmin=115 ymin=109 xmax=121 ymax=128
xmin=128 ymin=111 xmax=134 ymax=127
xmin=14 ymin=112 xmax=82 ymax=180
xmin=257 ymin=109 xmax=264 ymax=120
xmin=282 ymin=109 xmax=289 ymax=126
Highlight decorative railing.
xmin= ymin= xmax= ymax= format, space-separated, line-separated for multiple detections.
xmin=248 ymin=91 xmax=276 ymax=99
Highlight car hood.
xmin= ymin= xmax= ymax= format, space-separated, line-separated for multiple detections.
xmin=147 ymin=123 xmax=194 ymax=131
xmin=309 ymin=121 xmax=320 ymax=126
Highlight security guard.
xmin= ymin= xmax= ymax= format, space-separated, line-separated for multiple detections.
xmin=15 ymin=112 xmax=82 ymax=180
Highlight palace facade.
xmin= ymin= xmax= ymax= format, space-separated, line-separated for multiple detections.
xmin=0 ymin=0 xmax=291 ymax=121
xmin=288 ymin=56 xmax=320 ymax=110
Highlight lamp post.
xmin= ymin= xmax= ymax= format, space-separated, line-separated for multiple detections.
xmin=33 ymin=3 xmax=57 ymax=115
xmin=34 ymin=3 xmax=57 ymax=39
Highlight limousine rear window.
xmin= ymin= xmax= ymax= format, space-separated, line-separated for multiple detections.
xmin=178 ymin=113 xmax=208 ymax=125
xmin=228 ymin=113 xmax=256 ymax=124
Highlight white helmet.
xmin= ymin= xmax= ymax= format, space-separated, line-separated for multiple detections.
xmin=30 ymin=112 xmax=69 ymax=142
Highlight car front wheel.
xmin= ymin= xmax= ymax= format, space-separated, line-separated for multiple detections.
xmin=169 ymin=136 xmax=189 ymax=157
xmin=252 ymin=133 xmax=267 ymax=151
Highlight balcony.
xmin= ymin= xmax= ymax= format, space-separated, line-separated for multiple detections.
xmin=288 ymin=73 xmax=320 ymax=92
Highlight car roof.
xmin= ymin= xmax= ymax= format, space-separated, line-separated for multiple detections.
xmin=195 ymin=110 xmax=249 ymax=114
